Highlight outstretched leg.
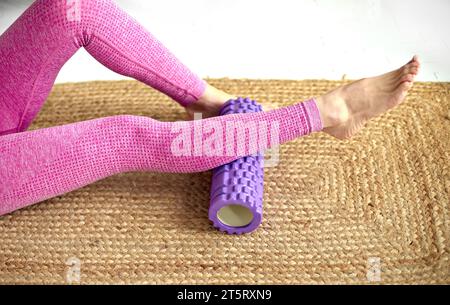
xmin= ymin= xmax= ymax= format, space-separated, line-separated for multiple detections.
xmin=0 ymin=0 xmax=231 ymax=135
xmin=0 ymin=98 xmax=322 ymax=215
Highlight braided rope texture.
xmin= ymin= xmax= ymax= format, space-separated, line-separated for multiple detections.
xmin=0 ymin=79 xmax=448 ymax=284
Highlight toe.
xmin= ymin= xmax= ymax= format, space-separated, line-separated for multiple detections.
xmin=387 ymin=56 xmax=420 ymax=80
xmin=398 ymin=81 xmax=413 ymax=98
xmin=409 ymin=55 xmax=419 ymax=64
xmin=401 ymin=81 xmax=413 ymax=90
xmin=395 ymin=72 xmax=415 ymax=88
xmin=411 ymin=55 xmax=421 ymax=69
xmin=401 ymin=73 xmax=415 ymax=83
xmin=400 ymin=80 xmax=414 ymax=95
xmin=405 ymin=60 xmax=420 ymax=73
xmin=405 ymin=56 xmax=420 ymax=72
xmin=409 ymin=66 xmax=419 ymax=75
xmin=390 ymin=81 xmax=412 ymax=107
xmin=407 ymin=61 xmax=420 ymax=69
xmin=403 ymin=64 xmax=419 ymax=76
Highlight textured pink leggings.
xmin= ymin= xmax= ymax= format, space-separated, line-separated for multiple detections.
xmin=0 ymin=0 xmax=323 ymax=215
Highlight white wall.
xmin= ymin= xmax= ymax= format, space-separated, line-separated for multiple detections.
xmin=1 ymin=0 xmax=449 ymax=82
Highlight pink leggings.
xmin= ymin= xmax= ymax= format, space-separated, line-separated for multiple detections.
xmin=0 ymin=0 xmax=322 ymax=215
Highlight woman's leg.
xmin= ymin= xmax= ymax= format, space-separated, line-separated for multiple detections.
xmin=0 ymin=98 xmax=322 ymax=215
xmin=0 ymin=0 xmax=230 ymax=135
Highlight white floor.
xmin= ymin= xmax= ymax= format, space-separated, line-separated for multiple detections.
xmin=1 ymin=0 xmax=449 ymax=82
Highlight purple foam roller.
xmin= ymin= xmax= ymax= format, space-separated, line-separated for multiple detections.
xmin=209 ymin=97 xmax=264 ymax=234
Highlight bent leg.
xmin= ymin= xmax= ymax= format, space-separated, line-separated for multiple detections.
xmin=0 ymin=0 xmax=206 ymax=135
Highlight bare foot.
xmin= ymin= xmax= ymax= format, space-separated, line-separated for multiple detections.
xmin=316 ymin=55 xmax=420 ymax=139
xmin=185 ymin=84 xmax=235 ymax=119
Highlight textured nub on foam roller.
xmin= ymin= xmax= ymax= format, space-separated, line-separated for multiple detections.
xmin=209 ymin=97 xmax=264 ymax=234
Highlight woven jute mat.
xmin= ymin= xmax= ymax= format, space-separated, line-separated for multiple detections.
xmin=0 ymin=79 xmax=449 ymax=284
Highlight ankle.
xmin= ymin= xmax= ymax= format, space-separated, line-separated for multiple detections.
xmin=198 ymin=84 xmax=234 ymax=104
xmin=315 ymin=89 xmax=349 ymax=128
xmin=187 ymin=84 xmax=235 ymax=118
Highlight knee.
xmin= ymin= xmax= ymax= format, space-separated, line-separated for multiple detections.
xmin=66 ymin=0 xmax=121 ymax=45
xmin=30 ymin=0 xmax=85 ymax=40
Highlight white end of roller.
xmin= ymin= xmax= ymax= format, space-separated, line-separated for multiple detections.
xmin=217 ymin=204 xmax=253 ymax=227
